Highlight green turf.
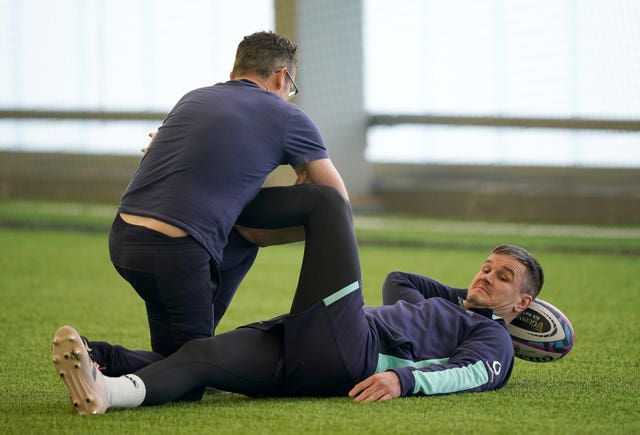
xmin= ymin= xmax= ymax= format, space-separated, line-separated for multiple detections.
xmin=1 ymin=218 xmax=639 ymax=434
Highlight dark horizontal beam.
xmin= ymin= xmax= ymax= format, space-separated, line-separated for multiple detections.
xmin=3 ymin=109 xmax=640 ymax=132
xmin=369 ymin=114 xmax=640 ymax=132
xmin=0 ymin=109 xmax=166 ymax=121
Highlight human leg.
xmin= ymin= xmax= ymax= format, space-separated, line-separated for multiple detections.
xmin=86 ymin=337 xmax=164 ymax=376
xmin=238 ymin=185 xmax=376 ymax=394
xmin=236 ymin=184 xmax=361 ymax=314
xmin=212 ymin=228 xmax=259 ymax=329
xmin=52 ymin=325 xmax=283 ymax=413
xmin=89 ymin=215 xmax=218 ymax=377
xmin=127 ymin=244 xmax=217 ymax=356
xmin=136 ymin=327 xmax=283 ymax=405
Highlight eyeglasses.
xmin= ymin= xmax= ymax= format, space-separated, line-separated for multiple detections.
xmin=284 ymin=70 xmax=299 ymax=100
xmin=275 ymin=69 xmax=299 ymax=100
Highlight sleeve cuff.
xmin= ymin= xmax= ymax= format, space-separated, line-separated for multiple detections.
xmin=390 ymin=368 xmax=416 ymax=397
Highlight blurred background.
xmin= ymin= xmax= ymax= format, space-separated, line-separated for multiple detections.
xmin=1 ymin=0 xmax=639 ymax=225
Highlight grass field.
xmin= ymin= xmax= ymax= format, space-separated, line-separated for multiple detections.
xmin=0 ymin=208 xmax=639 ymax=434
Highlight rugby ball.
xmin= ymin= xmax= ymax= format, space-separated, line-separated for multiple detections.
xmin=507 ymin=299 xmax=574 ymax=363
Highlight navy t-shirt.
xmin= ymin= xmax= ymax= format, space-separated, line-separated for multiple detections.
xmin=119 ymin=79 xmax=329 ymax=264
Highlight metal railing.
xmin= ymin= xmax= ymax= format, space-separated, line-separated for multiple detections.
xmin=0 ymin=109 xmax=166 ymax=121
xmin=368 ymin=114 xmax=640 ymax=132
xmin=3 ymin=108 xmax=640 ymax=132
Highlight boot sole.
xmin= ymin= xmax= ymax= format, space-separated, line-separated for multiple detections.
xmin=52 ymin=326 xmax=108 ymax=415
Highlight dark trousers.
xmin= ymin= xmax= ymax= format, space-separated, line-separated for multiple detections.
xmin=136 ymin=184 xmax=369 ymax=404
xmin=90 ymin=214 xmax=218 ymax=376
xmin=92 ymin=214 xmax=258 ymax=377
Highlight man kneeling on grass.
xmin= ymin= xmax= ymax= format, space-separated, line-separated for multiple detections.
xmin=51 ymin=184 xmax=544 ymax=414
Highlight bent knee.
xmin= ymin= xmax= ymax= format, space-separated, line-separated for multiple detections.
xmin=310 ymin=184 xmax=351 ymax=214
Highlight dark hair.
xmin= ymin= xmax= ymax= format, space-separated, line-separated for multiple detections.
xmin=231 ymin=31 xmax=298 ymax=79
xmin=492 ymin=245 xmax=544 ymax=299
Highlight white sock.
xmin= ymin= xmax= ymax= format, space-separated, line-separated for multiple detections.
xmin=104 ymin=374 xmax=147 ymax=408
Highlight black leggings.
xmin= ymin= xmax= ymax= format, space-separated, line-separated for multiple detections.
xmin=136 ymin=184 xmax=361 ymax=404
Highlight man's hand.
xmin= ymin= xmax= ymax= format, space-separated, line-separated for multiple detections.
xmin=348 ymin=371 xmax=401 ymax=402
xmin=294 ymin=169 xmax=308 ymax=185
xmin=141 ymin=131 xmax=157 ymax=153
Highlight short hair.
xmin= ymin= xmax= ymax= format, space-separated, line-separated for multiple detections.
xmin=231 ymin=31 xmax=298 ymax=79
xmin=492 ymin=244 xmax=544 ymax=299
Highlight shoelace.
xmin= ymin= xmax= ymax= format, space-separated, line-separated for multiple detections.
xmin=81 ymin=336 xmax=105 ymax=372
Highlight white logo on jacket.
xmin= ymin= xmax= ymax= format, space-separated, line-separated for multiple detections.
xmin=485 ymin=360 xmax=502 ymax=382
xmin=492 ymin=361 xmax=502 ymax=375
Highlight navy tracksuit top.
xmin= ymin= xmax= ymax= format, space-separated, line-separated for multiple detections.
xmin=365 ymin=271 xmax=515 ymax=396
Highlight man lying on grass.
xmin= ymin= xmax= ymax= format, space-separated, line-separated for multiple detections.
xmin=51 ymin=184 xmax=544 ymax=415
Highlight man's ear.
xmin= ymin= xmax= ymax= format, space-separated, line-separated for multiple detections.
xmin=275 ymin=69 xmax=287 ymax=91
xmin=515 ymin=293 xmax=533 ymax=314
